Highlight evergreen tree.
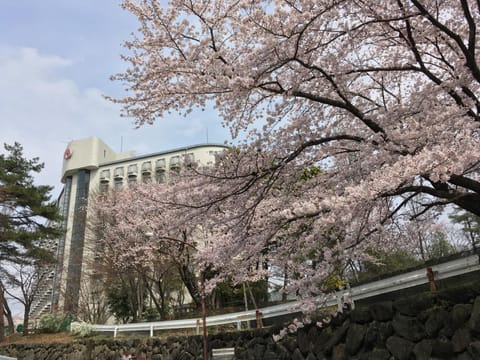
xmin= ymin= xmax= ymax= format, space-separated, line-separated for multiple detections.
xmin=0 ymin=142 xmax=61 ymax=338
xmin=449 ymin=206 xmax=480 ymax=252
xmin=0 ymin=142 xmax=61 ymax=259
xmin=426 ymin=232 xmax=457 ymax=260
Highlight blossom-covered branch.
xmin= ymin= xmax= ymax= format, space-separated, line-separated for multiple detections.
xmin=111 ymin=0 xmax=480 ymax=303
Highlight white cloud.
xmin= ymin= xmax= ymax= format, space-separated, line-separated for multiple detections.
xmin=0 ymin=47 xmax=229 ymax=197
xmin=0 ymin=47 xmax=120 ymax=195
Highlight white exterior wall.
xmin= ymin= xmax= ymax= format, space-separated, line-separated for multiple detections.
xmin=61 ymin=137 xmax=133 ymax=181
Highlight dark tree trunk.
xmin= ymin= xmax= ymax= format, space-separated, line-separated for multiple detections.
xmin=156 ymin=282 xmax=168 ymax=320
xmin=3 ymin=296 xmax=14 ymax=335
xmin=143 ymin=274 xmax=167 ymax=320
xmin=0 ymin=288 xmax=5 ymax=341
xmin=282 ymin=265 xmax=288 ymax=302
xmin=22 ymin=305 xmax=30 ymax=335
xmin=178 ymin=264 xmax=201 ymax=308
xmin=128 ymin=277 xmax=141 ymax=322
xmin=453 ymin=193 xmax=480 ymax=217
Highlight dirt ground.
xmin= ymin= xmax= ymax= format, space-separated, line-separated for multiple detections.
xmin=1 ymin=332 xmax=74 ymax=345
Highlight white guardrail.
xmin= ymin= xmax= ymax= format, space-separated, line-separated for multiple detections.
xmin=0 ymin=355 xmax=18 ymax=360
xmin=75 ymin=253 xmax=480 ymax=337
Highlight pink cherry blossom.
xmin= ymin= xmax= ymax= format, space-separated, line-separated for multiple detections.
xmin=107 ymin=0 xmax=480 ymax=306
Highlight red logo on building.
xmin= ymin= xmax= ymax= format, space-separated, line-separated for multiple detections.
xmin=64 ymin=148 xmax=72 ymax=160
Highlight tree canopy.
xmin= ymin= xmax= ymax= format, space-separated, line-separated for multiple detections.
xmin=449 ymin=206 xmax=480 ymax=251
xmin=0 ymin=142 xmax=61 ymax=260
xmin=112 ymin=0 xmax=480 ymax=305
xmin=88 ymin=184 xmax=203 ymax=320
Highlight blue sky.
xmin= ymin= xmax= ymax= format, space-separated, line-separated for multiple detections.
xmin=0 ymin=0 xmax=230 ymax=196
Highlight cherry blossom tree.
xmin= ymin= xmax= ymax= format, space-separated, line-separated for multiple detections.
xmin=111 ymin=0 xmax=480 ymax=306
xmin=87 ymin=190 xmax=150 ymax=322
xmin=87 ymin=184 xmax=206 ymax=317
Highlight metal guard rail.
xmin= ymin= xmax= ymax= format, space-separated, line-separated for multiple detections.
xmin=74 ymin=253 xmax=480 ymax=337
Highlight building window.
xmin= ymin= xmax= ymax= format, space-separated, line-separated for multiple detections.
xmin=185 ymin=153 xmax=196 ymax=168
xmin=114 ymin=179 xmax=123 ymax=189
xmin=155 ymin=159 xmax=166 ymax=171
xmin=142 ymin=161 xmax=152 ymax=173
xmin=128 ymin=164 xmax=138 ymax=175
xmin=99 ymin=181 xmax=109 ymax=192
xmin=100 ymin=169 xmax=111 ymax=181
xmin=170 ymin=156 xmax=180 ymax=171
xmin=99 ymin=169 xmax=111 ymax=192
xmin=114 ymin=167 xmax=124 ymax=179
xmin=127 ymin=164 xmax=138 ymax=185
xmin=113 ymin=167 xmax=124 ymax=189
xmin=155 ymin=159 xmax=167 ymax=183
xmin=142 ymin=161 xmax=152 ymax=183
xmin=64 ymin=169 xmax=90 ymax=314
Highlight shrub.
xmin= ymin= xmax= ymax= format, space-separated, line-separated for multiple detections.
xmin=70 ymin=322 xmax=93 ymax=337
xmin=38 ymin=313 xmax=74 ymax=333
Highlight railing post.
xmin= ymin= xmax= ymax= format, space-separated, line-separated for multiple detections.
xmin=196 ymin=319 xmax=200 ymax=335
xmin=427 ymin=267 xmax=438 ymax=292
xmin=237 ymin=321 xmax=241 ymax=330
xmin=150 ymin=324 xmax=153 ymax=337
xmin=255 ymin=310 xmax=263 ymax=328
xmin=336 ymin=293 xmax=343 ymax=313
xmin=345 ymin=279 xmax=354 ymax=310
xmin=114 ymin=326 xmax=118 ymax=338
xmin=349 ymin=293 xmax=355 ymax=310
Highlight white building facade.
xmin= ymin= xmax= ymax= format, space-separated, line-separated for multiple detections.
xmin=30 ymin=137 xmax=227 ymax=319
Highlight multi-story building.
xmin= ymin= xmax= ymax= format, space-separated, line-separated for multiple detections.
xmin=29 ymin=136 xmax=227 ymax=319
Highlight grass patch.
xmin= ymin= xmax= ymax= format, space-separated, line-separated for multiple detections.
xmin=0 ymin=332 xmax=74 ymax=345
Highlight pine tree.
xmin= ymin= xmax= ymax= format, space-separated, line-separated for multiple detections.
xmin=449 ymin=207 xmax=480 ymax=252
xmin=0 ymin=142 xmax=61 ymax=338
xmin=0 ymin=142 xmax=61 ymax=259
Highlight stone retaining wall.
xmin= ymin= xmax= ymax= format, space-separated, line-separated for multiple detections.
xmin=2 ymin=283 xmax=480 ymax=359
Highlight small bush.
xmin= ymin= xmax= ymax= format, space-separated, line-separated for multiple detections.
xmin=38 ymin=313 xmax=74 ymax=333
xmin=70 ymin=322 xmax=93 ymax=337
